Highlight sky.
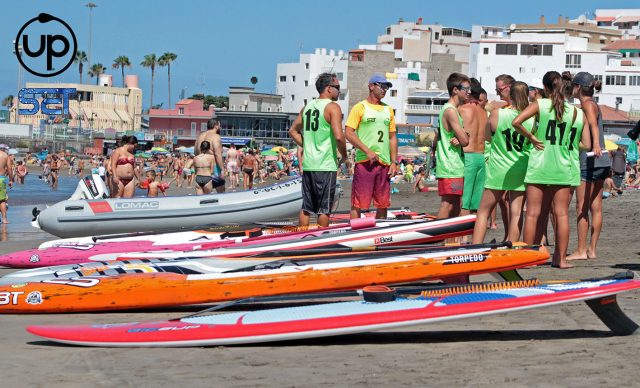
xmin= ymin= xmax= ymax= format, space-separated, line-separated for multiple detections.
xmin=1 ymin=0 xmax=638 ymax=109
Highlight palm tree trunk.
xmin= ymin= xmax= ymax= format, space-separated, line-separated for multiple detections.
xmin=96 ymin=72 xmax=99 ymax=86
xmin=150 ymin=69 xmax=155 ymax=109
xmin=168 ymin=64 xmax=172 ymax=107
xmin=121 ymin=66 xmax=125 ymax=87
xmin=79 ymin=64 xmax=83 ymax=84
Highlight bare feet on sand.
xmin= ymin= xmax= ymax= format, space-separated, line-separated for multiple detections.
xmin=567 ymin=250 xmax=597 ymax=261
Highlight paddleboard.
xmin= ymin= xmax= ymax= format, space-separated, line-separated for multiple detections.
xmin=27 ymin=275 xmax=640 ymax=346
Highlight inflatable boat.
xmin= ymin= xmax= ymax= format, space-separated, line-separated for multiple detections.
xmin=32 ymin=177 xmax=304 ymax=238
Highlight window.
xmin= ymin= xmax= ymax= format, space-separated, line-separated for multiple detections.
xmin=178 ymin=107 xmax=184 ymax=115
xmin=394 ymin=37 xmax=403 ymax=50
xmin=304 ymin=80 xmax=309 ymax=87
xmin=178 ymin=129 xmax=184 ymax=136
xmin=386 ymin=27 xmax=391 ymax=35
xmin=629 ymin=76 xmax=640 ymax=86
xmin=543 ymin=45 xmax=553 ymax=56
xmin=391 ymin=90 xmax=398 ymax=97
xmin=279 ymin=75 xmax=286 ymax=82
xmin=616 ymin=97 xmax=623 ymax=105
xmin=435 ymin=32 xmax=440 ymax=40
xmin=483 ymin=47 xmax=489 ymax=55
xmin=496 ymin=44 xmax=517 ymax=55
xmin=566 ymin=54 xmax=581 ymax=68
xmin=519 ymin=67 xmax=525 ymax=74
xmin=336 ymin=72 xmax=344 ymax=81
xmin=607 ymin=76 xmax=626 ymax=85
xmin=291 ymin=95 xmax=295 ymax=101
xmin=520 ymin=44 xmax=542 ymax=56
xmin=305 ymin=63 xmax=309 ymax=69
xmin=594 ymin=75 xmax=603 ymax=83
xmin=339 ymin=93 xmax=345 ymax=101
xmin=191 ymin=122 xmax=196 ymax=130
xmin=292 ymin=76 xmax=296 ymax=82
xmin=200 ymin=122 xmax=207 ymax=131
xmin=594 ymin=96 xmax=599 ymax=103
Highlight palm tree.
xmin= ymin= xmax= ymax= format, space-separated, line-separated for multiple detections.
xmin=158 ymin=52 xmax=178 ymax=106
xmin=87 ymin=63 xmax=106 ymax=85
xmin=74 ymin=50 xmax=87 ymax=83
xmin=140 ymin=54 xmax=158 ymax=109
xmin=112 ymin=55 xmax=131 ymax=87
xmin=2 ymin=95 xmax=14 ymax=109
xmin=250 ymin=76 xmax=258 ymax=87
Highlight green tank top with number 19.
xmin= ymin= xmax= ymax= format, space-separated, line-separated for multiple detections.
xmin=525 ymin=99 xmax=578 ymax=185
xmin=354 ymin=101 xmax=392 ymax=165
xmin=302 ymin=98 xmax=338 ymax=172
xmin=436 ymin=103 xmax=465 ymax=178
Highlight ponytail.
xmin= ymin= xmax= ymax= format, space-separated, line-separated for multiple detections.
xmin=543 ymin=71 xmax=565 ymax=122
xmin=510 ymin=81 xmax=529 ymax=112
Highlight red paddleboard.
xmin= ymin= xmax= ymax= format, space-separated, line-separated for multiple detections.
xmin=27 ymin=275 xmax=640 ymax=347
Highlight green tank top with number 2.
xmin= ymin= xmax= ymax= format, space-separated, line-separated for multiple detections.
xmin=354 ymin=101 xmax=392 ymax=165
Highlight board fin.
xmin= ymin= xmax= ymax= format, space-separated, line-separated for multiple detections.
xmin=585 ymin=295 xmax=639 ymax=336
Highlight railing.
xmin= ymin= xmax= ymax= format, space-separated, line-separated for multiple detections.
xmin=405 ymin=104 xmax=445 ymax=112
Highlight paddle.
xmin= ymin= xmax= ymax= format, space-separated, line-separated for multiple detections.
xmin=223 ymin=241 xmax=517 ymax=273
xmin=175 ymin=271 xmax=636 ymax=322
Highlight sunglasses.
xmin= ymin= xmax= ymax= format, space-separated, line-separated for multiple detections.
xmin=495 ymin=85 xmax=509 ymax=93
xmin=329 ymin=84 xmax=340 ymax=91
xmin=528 ymin=86 xmax=541 ymax=92
xmin=457 ymin=85 xmax=471 ymax=92
xmin=374 ymin=82 xmax=390 ymax=91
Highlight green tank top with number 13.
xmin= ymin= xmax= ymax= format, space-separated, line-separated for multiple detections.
xmin=302 ymin=98 xmax=338 ymax=172
xmin=354 ymin=101 xmax=392 ymax=166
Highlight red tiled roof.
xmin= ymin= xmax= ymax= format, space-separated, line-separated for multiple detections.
xmin=596 ymin=16 xmax=615 ymax=22
xmin=602 ymin=39 xmax=640 ymax=51
xmin=176 ymin=99 xmax=196 ymax=105
xmin=600 ymin=104 xmax=629 ymax=121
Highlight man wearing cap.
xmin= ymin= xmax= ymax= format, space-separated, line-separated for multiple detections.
xmin=0 ymin=144 xmax=14 ymax=223
xmin=345 ymin=74 xmax=398 ymax=219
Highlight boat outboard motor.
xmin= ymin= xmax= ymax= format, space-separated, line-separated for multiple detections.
xmin=69 ymin=174 xmax=110 ymax=200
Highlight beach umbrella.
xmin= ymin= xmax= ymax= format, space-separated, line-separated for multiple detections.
xmin=135 ymin=152 xmax=152 ymax=159
xmin=271 ymin=146 xmax=288 ymax=153
xmin=261 ymin=150 xmax=279 ymax=156
xmin=398 ymin=145 xmax=423 ymax=157
xmin=8 ymin=148 xmax=18 ymax=155
xmin=64 ymin=146 xmax=79 ymax=154
xmin=419 ymin=146 xmax=430 ymax=153
xmin=151 ymin=147 xmax=169 ymax=154
xmin=181 ymin=146 xmax=194 ymax=155
xmin=604 ymin=139 xmax=619 ymax=151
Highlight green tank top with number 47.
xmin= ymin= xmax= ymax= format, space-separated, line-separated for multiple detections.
xmin=354 ymin=101 xmax=392 ymax=165
xmin=436 ymin=103 xmax=465 ymax=178
xmin=301 ymin=98 xmax=338 ymax=172
xmin=525 ymin=99 xmax=579 ymax=185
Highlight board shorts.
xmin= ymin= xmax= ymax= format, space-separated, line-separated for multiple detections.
xmin=462 ymin=153 xmax=486 ymax=210
xmin=437 ymin=177 xmax=464 ymax=196
xmin=352 ymin=162 xmax=390 ymax=209
xmin=602 ymin=191 xmax=611 ymax=199
xmin=227 ymin=160 xmax=239 ymax=173
xmin=581 ymin=167 xmax=610 ymax=183
xmin=302 ymin=171 xmax=337 ymax=215
xmin=212 ymin=175 xmax=225 ymax=188
xmin=0 ymin=176 xmax=7 ymax=201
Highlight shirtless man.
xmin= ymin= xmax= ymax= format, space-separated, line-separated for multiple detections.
xmin=226 ymin=144 xmax=240 ymax=189
xmin=192 ymin=141 xmax=217 ymax=195
xmin=458 ymin=78 xmax=488 ymax=216
xmin=241 ymin=149 xmax=258 ymax=190
xmin=0 ymin=145 xmax=14 ymax=223
xmin=195 ymin=119 xmax=225 ymax=193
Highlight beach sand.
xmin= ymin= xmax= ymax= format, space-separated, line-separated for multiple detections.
xmin=1 ymin=174 xmax=639 ymax=387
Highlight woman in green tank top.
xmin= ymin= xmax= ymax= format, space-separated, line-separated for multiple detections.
xmin=472 ymin=82 xmax=531 ymax=244
xmin=512 ymin=71 xmax=591 ymax=269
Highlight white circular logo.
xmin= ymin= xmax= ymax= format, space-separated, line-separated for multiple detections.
xmin=29 ymin=254 xmax=40 ymax=263
xmin=26 ymin=291 xmax=43 ymax=305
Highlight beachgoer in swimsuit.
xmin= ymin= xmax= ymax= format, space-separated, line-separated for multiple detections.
xmin=16 ymin=161 xmax=28 ymax=184
xmin=139 ymin=169 xmax=175 ymax=197
xmin=226 ymin=144 xmax=240 ymax=189
xmin=195 ymin=119 xmax=225 ymax=193
xmin=110 ymin=135 xmax=140 ymax=198
xmin=193 ymin=141 xmax=218 ymax=195
xmin=49 ymin=154 xmax=62 ymax=189
xmin=241 ymin=149 xmax=258 ymax=190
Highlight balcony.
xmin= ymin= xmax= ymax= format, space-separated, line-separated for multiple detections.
xmin=405 ymin=104 xmax=445 ymax=114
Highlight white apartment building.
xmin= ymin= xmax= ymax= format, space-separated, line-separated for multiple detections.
xmin=470 ymin=19 xmax=640 ymax=112
xmin=595 ymin=9 xmax=640 ymax=37
xmin=275 ymin=48 xmax=348 ymax=115
xmin=381 ymin=62 xmax=428 ymax=124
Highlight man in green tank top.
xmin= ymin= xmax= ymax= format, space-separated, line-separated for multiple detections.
xmin=345 ymin=74 xmax=398 ymax=219
xmin=435 ymin=73 xmax=470 ymax=220
xmin=289 ymin=73 xmax=348 ymax=227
